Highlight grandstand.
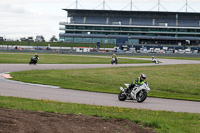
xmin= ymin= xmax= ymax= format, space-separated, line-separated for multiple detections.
xmin=59 ymin=9 xmax=200 ymax=46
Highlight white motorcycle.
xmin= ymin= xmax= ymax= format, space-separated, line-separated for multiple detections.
xmin=118 ymin=82 xmax=150 ymax=103
xmin=152 ymin=58 xmax=159 ymax=64
xmin=111 ymin=58 xmax=118 ymax=64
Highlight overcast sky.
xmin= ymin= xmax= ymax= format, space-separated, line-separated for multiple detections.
xmin=0 ymin=0 xmax=200 ymax=41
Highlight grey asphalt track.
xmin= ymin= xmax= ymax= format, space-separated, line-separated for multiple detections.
xmin=0 ymin=57 xmax=200 ymax=113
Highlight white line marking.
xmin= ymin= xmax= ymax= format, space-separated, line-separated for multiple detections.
xmin=0 ymin=72 xmax=60 ymax=89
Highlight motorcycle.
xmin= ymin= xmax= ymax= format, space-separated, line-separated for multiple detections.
xmin=118 ymin=82 xmax=150 ymax=103
xmin=29 ymin=57 xmax=39 ymax=65
xmin=111 ymin=58 xmax=118 ymax=64
xmin=152 ymin=58 xmax=159 ymax=64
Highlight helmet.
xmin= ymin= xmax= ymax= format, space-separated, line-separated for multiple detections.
xmin=140 ymin=73 xmax=146 ymax=80
xmin=35 ymin=53 xmax=38 ymax=57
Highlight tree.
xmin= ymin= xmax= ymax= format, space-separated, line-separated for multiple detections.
xmin=49 ymin=35 xmax=58 ymax=42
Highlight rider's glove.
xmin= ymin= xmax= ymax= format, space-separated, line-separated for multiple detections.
xmin=135 ymin=84 xmax=141 ymax=87
xmin=129 ymin=84 xmax=135 ymax=89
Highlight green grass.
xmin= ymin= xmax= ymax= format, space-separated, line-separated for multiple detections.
xmin=0 ymin=41 xmax=115 ymax=48
xmin=0 ymin=96 xmax=199 ymax=133
xmin=0 ymin=52 xmax=200 ymax=64
xmin=10 ymin=64 xmax=200 ymax=101
xmin=0 ymin=53 xmax=152 ymax=64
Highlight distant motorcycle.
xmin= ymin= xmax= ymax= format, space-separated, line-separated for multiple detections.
xmin=152 ymin=58 xmax=159 ymax=64
xmin=118 ymin=82 xmax=150 ymax=103
xmin=152 ymin=57 xmax=159 ymax=64
xmin=111 ymin=58 xmax=118 ymax=64
xmin=29 ymin=56 xmax=39 ymax=65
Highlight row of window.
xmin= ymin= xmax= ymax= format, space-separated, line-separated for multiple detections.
xmin=60 ymin=37 xmax=141 ymax=44
xmin=65 ymin=31 xmax=200 ymax=38
xmin=60 ymin=36 xmax=200 ymax=45
xmin=60 ymin=37 xmax=116 ymax=44
xmin=65 ymin=25 xmax=200 ymax=33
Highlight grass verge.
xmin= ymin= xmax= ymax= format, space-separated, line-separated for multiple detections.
xmin=0 ymin=53 xmax=152 ymax=64
xmin=0 ymin=96 xmax=199 ymax=133
xmin=0 ymin=41 xmax=115 ymax=48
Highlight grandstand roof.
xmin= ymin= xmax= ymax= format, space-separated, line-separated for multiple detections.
xmin=63 ymin=9 xmax=200 ymax=18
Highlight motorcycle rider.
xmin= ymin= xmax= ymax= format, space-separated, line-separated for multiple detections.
xmin=29 ymin=53 xmax=39 ymax=65
xmin=111 ymin=53 xmax=118 ymax=64
xmin=152 ymin=56 xmax=157 ymax=62
xmin=125 ymin=73 xmax=147 ymax=93
xmin=152 ymin=56 xmax=159 ymax=64
xmin=32 ymin=53 xmax=39 ymax=60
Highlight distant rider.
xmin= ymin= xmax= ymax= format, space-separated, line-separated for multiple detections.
xmin=111 ymin=53 xmax=118 ymax=64
xmin=32 ymin=53 xmax=39 ymax=60
xmin=125 ymin=73 xmax=147 ymax=93
xmin=152 ymin=56 xmax=159 ymax=64
xmin=29 ymin=53 xmax=39 ymax=65
xmin=152 ymin=56 xmax=156 ymax=61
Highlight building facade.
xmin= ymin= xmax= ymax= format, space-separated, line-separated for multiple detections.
xmin=0 ymin=37 xmax=4 ymax=41
xmin=59 ymin=9 xmax=200 ymax=46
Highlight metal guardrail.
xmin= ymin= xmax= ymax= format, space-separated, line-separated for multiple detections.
xmin=61 ymin=51 xmax=200 ymax=57
xmin=0 ymin=49 xmax=200 ymax=57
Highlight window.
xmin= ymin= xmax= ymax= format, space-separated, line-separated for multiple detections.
xmin=64 ymin=37 xmax=73 ymax=43
xmin=112 ymin=27 xmax=120 ymax=31
xmin=74 ymin=38 xmax=83 ymax=43
xmin=94 ymin=27 xmax=102 ymax=30
xmin=75 ymin=26 xmax=85 ymax=29
xmin=92 ymin=38 xmax=102 ymax=43
xmin=66 ymin=26 xmax=74 ymax=29
xmin=82 ymin=38 xmax=92 ymax=43
xmin=122 ymin=27 xmax=129 ymax=31
xmin=103 ymin=27 xmax=112 ymax=30
xmin=85 ymin=26 xmax=93 ymax=30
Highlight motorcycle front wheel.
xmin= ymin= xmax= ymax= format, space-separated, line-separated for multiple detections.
xmin=136 ymin=91 xmax=147 ymax=103
xmin=118 ymin=91 xmax=127 ymax=101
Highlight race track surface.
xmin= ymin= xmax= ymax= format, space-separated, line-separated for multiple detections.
xmin=0 ymin=57 xmax=200 ymax=113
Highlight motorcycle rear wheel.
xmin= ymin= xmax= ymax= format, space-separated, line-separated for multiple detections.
xmin=118 ymin=91 xmax=127 ymax=101
xmin=136 ymin=91 xmax=147 ymax=103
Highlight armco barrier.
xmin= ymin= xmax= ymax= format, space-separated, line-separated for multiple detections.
xmin=61 ymin=51 xmax=200 ymax=58
xmin=0 ymin=49 xmax=200 ymax=57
